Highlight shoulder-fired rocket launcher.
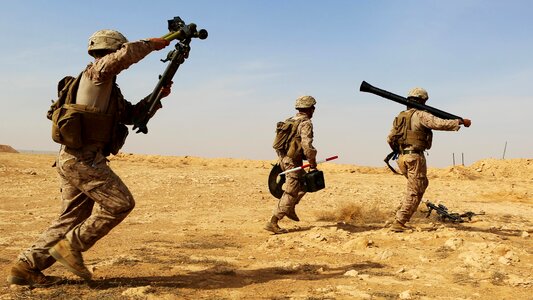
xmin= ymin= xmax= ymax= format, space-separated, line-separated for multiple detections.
xmin=133 ymin=16 xmax=208 ymax=134
xmin=359 ymin=81 xmax=464 ymax=121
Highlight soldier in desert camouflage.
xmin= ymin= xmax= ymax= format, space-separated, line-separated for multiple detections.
xmin=265 ymin=96 xmax=318 ymax=234
xmin=7 ymin=29 xmax=172 ymax=286
xmin=387 ymin=87 xmax=471 ymax=232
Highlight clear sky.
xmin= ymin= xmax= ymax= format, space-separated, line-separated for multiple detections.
xmin=1 ymin=0 xmax=532 ymax=167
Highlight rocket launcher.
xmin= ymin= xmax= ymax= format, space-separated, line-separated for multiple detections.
xmin=359 ymin=81 xmax=463 ymax=121
xmin=133 ymin=16 xmax=208 ymax=134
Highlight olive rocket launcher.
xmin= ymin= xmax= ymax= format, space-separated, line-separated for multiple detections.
xmin=359 ymin=81 xmax=464 ymax=121
xmin=133 ymin=16 xmax=208 ymax=134
xmin=360 ymin=81 xmax=464 ymax=174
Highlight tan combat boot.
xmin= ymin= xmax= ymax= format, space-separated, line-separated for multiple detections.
xmin=264 ymin=216 xmax=288 ymax=234
xmin=390 ymin=220 xmax=409 ymax=232
xmin=286 ymin=207 xmax=300 ymax=222
xmin=6 ymin=260 xmax=62 ymax=287
xmin=49 ymin=239 xmax=92 ymax=280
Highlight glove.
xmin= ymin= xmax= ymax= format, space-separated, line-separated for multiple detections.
xmin=160 ymin=81 xmax=173 ymax=99
xmin=461 ymin=118 xmax=472 ymax=127
xmin=148 ymin=38 xmax=170 ymax=50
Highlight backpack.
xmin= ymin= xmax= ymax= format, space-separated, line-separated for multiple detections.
xmin=388 ymin=110 xmax=413 ymax=151
xmin=46 ymin=74 xmax=85 ymax=148
xmin=272 ymin=117 xmax=302 ymax=158
xmin=47 ymin=74 xmax=80 ymax=121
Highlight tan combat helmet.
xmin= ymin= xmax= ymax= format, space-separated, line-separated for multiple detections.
xmin=295 ymin=95 xmax=316 ymax=109
xmin=407 ymin=87 xmax=429 ymax=102
xmin=88 ymin=29 xmax=128 ymax=56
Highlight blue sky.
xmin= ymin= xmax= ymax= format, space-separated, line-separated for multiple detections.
xmin=1 ymin=0 xmax=532 ymax=167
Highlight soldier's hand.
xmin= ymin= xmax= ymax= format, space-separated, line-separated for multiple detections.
xmin=149 ymin=38 xmax=170 ymax=50
xmin=160 ymin=81 xmax=173 ymax=99
xmin=461 ymin=118 xmax=472 ymax=127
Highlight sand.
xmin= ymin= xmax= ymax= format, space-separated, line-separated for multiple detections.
xmin=0 ymin=150 xmax=531 ymax=299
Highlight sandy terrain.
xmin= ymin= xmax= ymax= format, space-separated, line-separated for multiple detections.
xmin=0 ymin=150 xmax=531 ymax=299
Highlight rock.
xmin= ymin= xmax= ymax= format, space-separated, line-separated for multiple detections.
xmin=378 ymin=250 xmax=394 ymax=260
xmin=521 ymin=231 xmax=530 ymax=238
xmin=444 ymin=237 xmax=464 ymax=250
xmin=344 ymin=269 xmax=359 ymax=277
xmin=506 ymin=274 xmax=533 ymax=287
xmin=399 ymin=290 xmax=412 ymax=299
xmin=498 ymin=256 xmax=511 ymax=265
xmin=492 ymin=244 xmax=511 ymax=256
xmin=122 ymin=286 xmax=154 ymax=298
xmin=418 ymin=255 xmax=430 ymax=263
xmin=342 ymin=237 xmax=372 ymax=251
xmin=458 ymin=251 xmax=493 ymax=269
xmin=504 ymin=250 xmax=520 ymax=263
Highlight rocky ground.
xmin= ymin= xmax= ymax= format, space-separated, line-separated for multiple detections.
xmin=0 ymin=151 xmax=531 ymax=299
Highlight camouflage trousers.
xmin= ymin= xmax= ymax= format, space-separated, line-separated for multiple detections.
xmin=18 ymin=146 xmax=135 ymax=271
xmin=273 ymin=156 xmax=306 ymax=220
xmin=395 ymin=153 xmax=429 ymax=224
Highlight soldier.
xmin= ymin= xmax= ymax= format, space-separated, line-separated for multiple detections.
xmin=265 ymin=96 xmax=318 ymax=234
xmin=7 ymin=29 xmax=171 ymax=286
xmin=387 ymin=87 xmax=471 ymax=232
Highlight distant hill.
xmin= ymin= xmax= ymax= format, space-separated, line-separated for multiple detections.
xmin=0 ymin=145 xmax=18 ymax=153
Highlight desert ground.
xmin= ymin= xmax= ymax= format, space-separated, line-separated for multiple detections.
xmin=0 ymin=146 xmax=531 ymax=299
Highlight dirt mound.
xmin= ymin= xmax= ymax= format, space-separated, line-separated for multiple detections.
xmin=468 ymin=158 xmax=533 ymax=179
xmin=0 ymin=145 xmax=18 ymax=153
xmin=111 ymin=152 xmax=272 ymax=169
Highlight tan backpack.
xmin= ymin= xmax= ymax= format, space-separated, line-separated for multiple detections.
xmin=47 ymin=74 xmax=84 ymax=148
xmin=272 ymin=117 xmax=302 ymax=158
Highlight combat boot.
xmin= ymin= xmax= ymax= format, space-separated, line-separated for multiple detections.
xmin=286 ymin=207 xmax=300 ymax=222
xmin=264 ymin=216 xmax=288 ymax=234
xmin=49 ymin=239 xmax=92 ymax=280
xmin=390 ymin=220 xmax=409 ymax=233
xmin=6 ymin=260 xmax=62 ymax=287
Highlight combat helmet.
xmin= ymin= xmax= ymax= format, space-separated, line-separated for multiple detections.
xmin=88 ymin=29 xmax=128 ymax=56
xmin=407 ymin=87 xmax=429 ymax=102
xmin=295 ymin=95 xmax=316 ymax=109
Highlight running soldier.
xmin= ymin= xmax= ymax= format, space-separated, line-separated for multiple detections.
xmin=7 ymin=29 xmax=171 ymax=286
xmin=265 ymin=96 xmax=318 ymax=234
xmin=387 ymin=87 xmax=471 ymax=232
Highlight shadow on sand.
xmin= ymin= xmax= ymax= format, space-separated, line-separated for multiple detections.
xmin=85 ymin=261 xmax=386 ymax=290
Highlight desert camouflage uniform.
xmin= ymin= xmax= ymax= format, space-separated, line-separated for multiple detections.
xmin=388 ymin=109 xmax=460 ymax=225
xmin=18 ymin=40 xmax=162 ymax=271
xmin=274 ymin=112 xmax=317 ymax=220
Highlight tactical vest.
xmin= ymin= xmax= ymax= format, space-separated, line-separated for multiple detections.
xmin=391 ymin=109 xmax=433 ymax=151
xmin=48 ymin=73 xmax=128 ymax=155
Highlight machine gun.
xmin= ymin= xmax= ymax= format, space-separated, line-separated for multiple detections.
xmin=424 ymin=200 xmax=485 ymax=223
xmin=133 ymin=16 xmax=208 ymax=134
